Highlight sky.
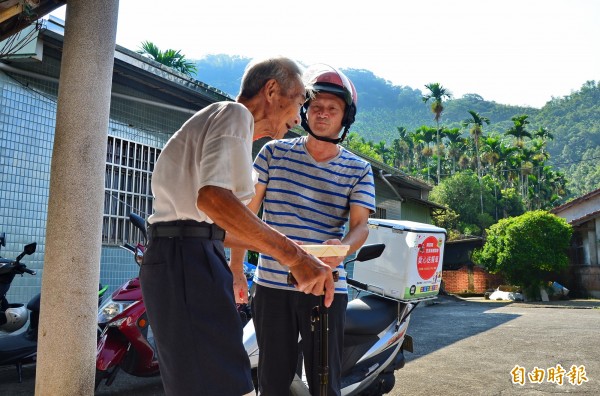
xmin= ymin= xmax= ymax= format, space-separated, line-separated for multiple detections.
xmin=50 ymin=0 xmax=599 ymax=109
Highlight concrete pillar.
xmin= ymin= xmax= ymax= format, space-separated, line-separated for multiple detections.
xmin=35 ymin=1 xmax=119 ymax=395
xmin=594 ymin=218 xmax=600 ymax=266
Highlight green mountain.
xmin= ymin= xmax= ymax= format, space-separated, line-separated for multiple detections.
xmin=193 ymin=55 xmax=600 ymax=198
xmin=533 ymin=81 xmax=600 ymax=195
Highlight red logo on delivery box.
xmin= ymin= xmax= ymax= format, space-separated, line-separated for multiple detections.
xmin=417 ymin=236 xmax=441 ymax=280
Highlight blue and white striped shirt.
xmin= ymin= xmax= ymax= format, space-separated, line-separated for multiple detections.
xmin=254 ymin=137 xmax=376 ymax=293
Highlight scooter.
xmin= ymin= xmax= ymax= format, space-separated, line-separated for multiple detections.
xmin=95 ymin=212 xmax=156 ymax=389
xmin=0 ymin=234 xmax=109 ymax=383
xmin=243 ymin=244 xmax=417 ymax=396
xmin=0 ymin=237 xmax=39 ymax=383
xmin=95 ymin=213 xmax=258 ymax=389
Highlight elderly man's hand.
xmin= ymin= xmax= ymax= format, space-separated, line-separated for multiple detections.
xmin=232 ymin=269 xmax=249 ymax=304
xmin=289 ymin=256 xmax=335 ymax=307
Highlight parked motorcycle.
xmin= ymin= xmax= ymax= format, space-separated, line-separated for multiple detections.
xmin=0 ymin=236 xmax=39 ymax=382
xmin=0 ymin=233 xmax=109 ymax=383
xmin=95 ymin=212 xmax=156 ymax=389
xmin=243 ymin=243 xmax=417 ymax=396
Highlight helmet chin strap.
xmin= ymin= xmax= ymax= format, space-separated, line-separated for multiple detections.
xmin=306 ymin=128 xmax=343 ymax=144
xmin=301 ymin=116 xmax=349 ymax=145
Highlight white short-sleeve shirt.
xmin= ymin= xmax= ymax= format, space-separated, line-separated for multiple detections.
xmin=148 ymin=102 xmax=257 ymax=224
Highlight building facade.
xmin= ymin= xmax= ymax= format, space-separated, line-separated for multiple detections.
xmin=1 ymin=17 xmax=442 ymax=304
xmin=551 ymin=188 xmax=600 ymax=298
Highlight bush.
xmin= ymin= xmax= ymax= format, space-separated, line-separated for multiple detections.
xmin=473 ymin=210 xmax=572 ymax=299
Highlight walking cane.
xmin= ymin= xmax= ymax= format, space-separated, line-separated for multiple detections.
xmin=288 ymin=270 xmax=339 ymax=396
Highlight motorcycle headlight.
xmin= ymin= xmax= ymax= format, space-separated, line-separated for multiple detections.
xmin=135 ymin=247 xmax=144 ymax=266
xmin=97 ymin=298 xmax=137 ymax=325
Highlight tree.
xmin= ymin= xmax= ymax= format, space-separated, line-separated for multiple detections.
xmin=497 ymin=188 xmax=525 ymax=218
xmin=391 ymin=126 xmax=413 ymax=169
xmin=505 ymin=114 xmax=532 ymax=148
xmin=413 ymin=125 xmax=437 ymax=182
xmin=429 ymin=170 xmax=496 ymax=236
xmin=462 ymin=110 xmax=490 ymax=213
xmin=138 ymin=41 xmax=197 ymax=77
xmin=422 ymin=83 xmax=451 ymax=184
xmin=473 ymin=210 xmax=572 ymax=299
xmin=441 ymin=127 xmax=464 ymax=175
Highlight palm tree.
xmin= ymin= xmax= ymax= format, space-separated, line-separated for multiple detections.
xmin=422 ymin=83 xmax=451 ymax=184
xmin=505 ymin=115 xmax=532 ymax=148
xmin=532 ymin=126 xmax=554 ymax=141
xmin=441 ymin=127 xmax=464 ymax=174
xmin=480 ymin=134 xmax=505 ymax=220
xmin=392 ymin=126 xmax=413 ymax=169
xmin=462 ymin=110 xmax=490 ymax=178
xmin=414 ymin=126 xmax=437 ymax=183
xmin=138 ymin=41 xmax=197 ymax=77
xmin=374 ymin=141 xmax=391 ymax=165
xmin=462 ymin=110 xmax=490 ymax=213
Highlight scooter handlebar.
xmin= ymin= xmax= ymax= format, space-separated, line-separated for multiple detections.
xmin=346 ymin=278 xmax=368 ymax=290
xmin=23 ymin=267 xmax=36 ymax=275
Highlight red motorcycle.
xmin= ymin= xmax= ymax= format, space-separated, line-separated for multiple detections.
xmin=95 ymin=212 xmax=157 ymax=389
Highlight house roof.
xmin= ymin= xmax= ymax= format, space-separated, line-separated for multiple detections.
xmin=2 ymin=16 xmax=231 ymax=112
xmin=550 ymin=188 xmax=600 ymax=226
xmin=0 ymin=0 xmax=65 ymax=41
xmin=566 ymin=209 xmax=600 ymax=227
xmin=550 ymin=188 xmax=600 ymax=214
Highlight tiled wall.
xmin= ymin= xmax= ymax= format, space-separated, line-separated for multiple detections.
xmin=0 ymin=69 xmax=187 ymax=304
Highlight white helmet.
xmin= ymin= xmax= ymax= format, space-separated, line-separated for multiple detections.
xmin=0 ymin=303 xmax=28 ymax=332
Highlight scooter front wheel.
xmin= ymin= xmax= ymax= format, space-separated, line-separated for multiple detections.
xmin=94 ymin=366 xmax=120 ymax=390
xmin=94 ymin=369 xmax=106 ymax=390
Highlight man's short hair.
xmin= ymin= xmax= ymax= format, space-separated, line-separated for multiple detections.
xmin=238 ymin=57 xmax=304 ymax=100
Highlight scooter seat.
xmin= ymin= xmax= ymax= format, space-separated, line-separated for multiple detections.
xmin=345 ymin=294 xmax=398 ymax=335
xmin=27 ymin=294 xmax=40 ymax=312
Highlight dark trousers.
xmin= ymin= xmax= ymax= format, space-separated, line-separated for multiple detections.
xmin=140 ymin=225 xmax=253 ymax=396
xmin=252 ymin=285 xmax=348 ymax=396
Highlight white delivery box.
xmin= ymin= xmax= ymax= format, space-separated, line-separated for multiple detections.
xmin=353 ymin=219 xmax=446 ymax=301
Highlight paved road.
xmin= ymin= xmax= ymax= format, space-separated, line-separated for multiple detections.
xmin=392 ymin=297 xmax=600 ymax=396
xmin=1 ymin=296 xmax=599 ymax=395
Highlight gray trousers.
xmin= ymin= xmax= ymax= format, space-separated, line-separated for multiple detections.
xmin=140 ymin=228 xmax=253 ymax=396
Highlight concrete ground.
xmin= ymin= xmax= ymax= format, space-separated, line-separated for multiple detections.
xmin=1 ymin=295 xmax=599 ymax=395
xmin=392 ymin=295 xmax=600 ymax=396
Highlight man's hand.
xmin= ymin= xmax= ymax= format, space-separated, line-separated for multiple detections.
xmin=320 ymin=239 xmax=345 ymax=269
xmin=289 ymin=255 xmax=335 ymax=307
xmin=232 ymin=269 xmax=249 ymax=304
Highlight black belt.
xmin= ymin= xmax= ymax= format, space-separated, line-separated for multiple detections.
xmin=148 ymin=222 xmax=225 ymax=241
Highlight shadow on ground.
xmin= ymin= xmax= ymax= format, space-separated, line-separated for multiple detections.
xmin=405 ymin=296 xmax=519 ymax=360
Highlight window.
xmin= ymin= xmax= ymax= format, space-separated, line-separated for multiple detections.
xmin=370 ymin=207 xmax=387 ymax=219
xmin=102 ymin=136 xmax=160 ymax=245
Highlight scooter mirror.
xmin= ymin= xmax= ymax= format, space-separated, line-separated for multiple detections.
xmin=354 ymin=243 xmax=385 ymax=263
xmin=24 ymin=242 xmax=37 ymax=255
xmin=129 ymin=212 xmax=148 ymax=242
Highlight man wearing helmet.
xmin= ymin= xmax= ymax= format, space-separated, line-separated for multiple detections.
xmin=232 ymin=64 xmax=375 ymax=395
